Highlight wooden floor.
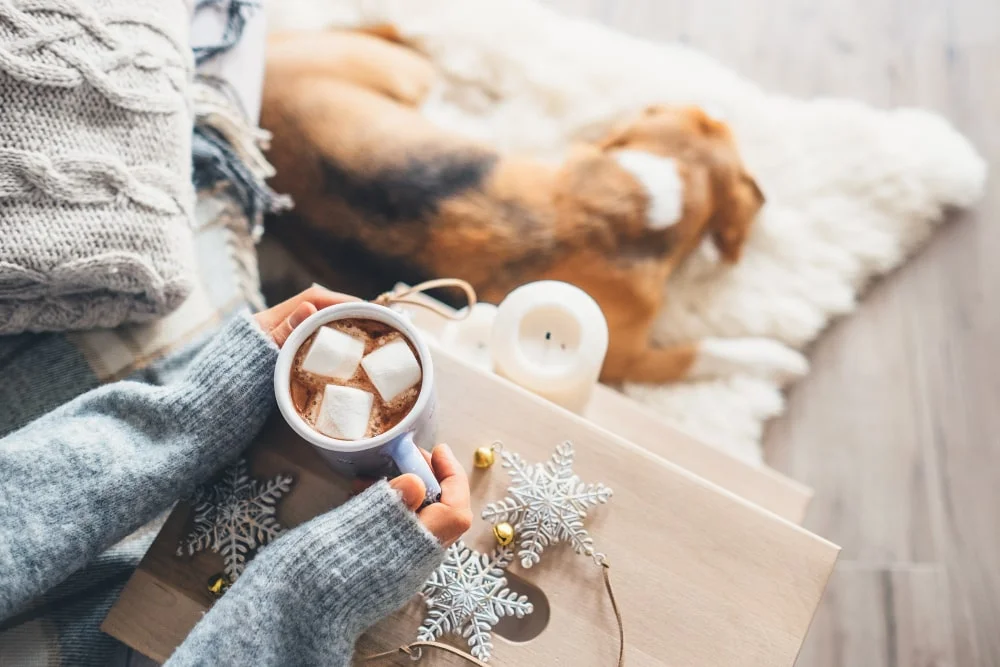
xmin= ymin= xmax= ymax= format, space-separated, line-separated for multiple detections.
xmin=537 ymin=0 xmax=998 ymax=665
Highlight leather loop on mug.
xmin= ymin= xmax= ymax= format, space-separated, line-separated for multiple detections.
xmin=374 ymin=278 xmax=477 ymax=321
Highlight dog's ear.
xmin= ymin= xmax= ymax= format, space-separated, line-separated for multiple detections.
xmin=595 ymin=105 xmax=667 ymax=150
xmin=681 ymin=105 xmax=729 ymax=137
xmin=711 ymin=172 xmax=765 ymax=263
xmin=595 ymin=124 xmax=630 ymax=151
xmin=356 ymin=23 xmax=406 ymax=44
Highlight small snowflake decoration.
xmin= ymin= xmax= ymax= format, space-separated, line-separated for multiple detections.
xmin=176 ymin=458 xmax=294 ymax=582
xmin=482 ymin=441 xmax=612 ymax=568
xmin=418 ymin=541 xmax=533 ymax=662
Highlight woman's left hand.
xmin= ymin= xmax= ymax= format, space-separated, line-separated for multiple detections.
xmin=254 ymin=285 xmax=359 ymax=348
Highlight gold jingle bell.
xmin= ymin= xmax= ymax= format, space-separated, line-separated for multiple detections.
xmin=207 ymin=573 xmax=230 ymax=598
xmin=493 ymin=522 xmax=515 ymax=547
xmin=473 ymin=446 xmax=496 ymax=469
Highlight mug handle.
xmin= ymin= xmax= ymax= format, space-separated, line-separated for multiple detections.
xmin=387 ymin=433 xmax=443 ymax=506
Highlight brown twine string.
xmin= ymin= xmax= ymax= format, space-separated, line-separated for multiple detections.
xmin=359 ymin=558 xmax=625 ymax=666
xmin=374 ymin=278 xmax=477 ymax=321
xmin=598 ymin=555 xmax=626 ymax=667
xmin=358 ymin=640 xmax=489 ymax=665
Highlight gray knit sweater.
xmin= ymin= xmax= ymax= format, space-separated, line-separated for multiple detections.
xmin=0 ymin=313 xmax=444 ymax=664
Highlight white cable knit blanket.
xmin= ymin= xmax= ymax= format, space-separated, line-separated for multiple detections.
xmin=0 ymin=0 xmax=194 ymax=334
xmin=268 ymin=0 xmax=987 ymax=463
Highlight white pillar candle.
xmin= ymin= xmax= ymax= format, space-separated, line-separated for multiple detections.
xmin=491 ymin=281 xmax=609 ymax=413
xmin=439 ymin=303 xmax=498 ymax=372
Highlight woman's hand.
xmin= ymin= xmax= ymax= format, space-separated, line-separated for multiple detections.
xmin=254 ymin=285 xmax=359 ymax=348
xmin=391 ymin=445 xmax=473 ymax=547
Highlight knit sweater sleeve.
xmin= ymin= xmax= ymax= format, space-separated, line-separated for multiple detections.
xmin=166 ymin=481 xmax=443 ymax=667
xmin=0 ymin=312 xmax=278 ymax=619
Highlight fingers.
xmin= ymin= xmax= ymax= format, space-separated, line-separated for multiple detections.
xmin=300 ymin=284 xmax=361 ymax=311
xmin=255 ymin=286 xmax=357 ymax=331
xmin=418 ymin=503 xmax=473 ymax=547
xmin=416 ymin=444 xmax=472 ymax=546
xmin=270 ymin=302 xmax=317 ymax=348
xmin=389 ymin=473 xmax=427 ymax=511
xmin=431 ymin=444 xmax=470 ymax=511
xmin=356 ymin=445 xmax=474 ymax=546
xmin=254 ymin=286 xmax=359 ymax=347
xmin=254 ymin=291 xmax=310 ymax=332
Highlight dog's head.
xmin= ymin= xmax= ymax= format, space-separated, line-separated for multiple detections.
xmin=598 ymin=105 xmax=765 ymax=263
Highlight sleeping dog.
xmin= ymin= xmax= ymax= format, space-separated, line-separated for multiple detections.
xmin=261 ymin=29 xmax=806 ymax=385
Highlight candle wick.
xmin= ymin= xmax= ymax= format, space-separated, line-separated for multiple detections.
xmin=545 ymin=332 xmax=552 ymax=340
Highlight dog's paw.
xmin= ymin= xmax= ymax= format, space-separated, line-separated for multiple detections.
xmin=690 ymin=338 xmax=808 ymax=385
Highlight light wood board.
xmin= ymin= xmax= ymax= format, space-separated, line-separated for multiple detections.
xmin=105 ymin=347 xmax=839 ymax=666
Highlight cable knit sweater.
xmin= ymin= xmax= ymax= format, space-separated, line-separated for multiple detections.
xmin=0 ymin=0 xmax=196 ymax=334
xmin=0 ymin=313 xmax=444 ymax=665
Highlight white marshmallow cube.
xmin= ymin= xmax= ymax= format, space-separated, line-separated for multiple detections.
xmin=361 ymin=338 xmax=422 ymax=403
xmin=300 ymin=327 xmax=365 ymax=380
xmin=315 ymin=384 xmax=373 ymax=440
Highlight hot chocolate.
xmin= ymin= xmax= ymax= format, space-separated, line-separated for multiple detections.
xmin=290 ymin=318 xmax=422 ymax=440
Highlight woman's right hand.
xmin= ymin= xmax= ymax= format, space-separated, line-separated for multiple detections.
xmin=391 ymin=444 xmax=473 ymax=547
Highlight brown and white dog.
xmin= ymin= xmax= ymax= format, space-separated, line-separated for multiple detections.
xmin=261 ymin=29 xmax=806 ymax=385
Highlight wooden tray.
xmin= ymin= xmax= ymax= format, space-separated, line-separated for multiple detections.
xmin=104 ymin=348 xmax=837 ymax=666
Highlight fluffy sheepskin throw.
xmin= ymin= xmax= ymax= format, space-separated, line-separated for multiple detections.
xmin=267 ymin=0 xmax=987 ymax=464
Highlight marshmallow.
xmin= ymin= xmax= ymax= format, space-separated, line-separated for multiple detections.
xmin=361 ymin=338 xmax=422 ymax=403
xmin=300 ymin=326 xmax=365 ymax=380
xmin=315 ymin=384 xmax=373 ymax=440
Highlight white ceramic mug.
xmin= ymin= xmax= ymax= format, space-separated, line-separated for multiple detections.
xmin=274 ymin=302 xmax=442 ymax=504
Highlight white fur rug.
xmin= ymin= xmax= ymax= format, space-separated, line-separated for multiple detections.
xmin=267 ymin=0 xmax=987 ymax=464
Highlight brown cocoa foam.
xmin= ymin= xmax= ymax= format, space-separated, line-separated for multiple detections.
xmin=290 ymin=318 xmax=421 ymax=439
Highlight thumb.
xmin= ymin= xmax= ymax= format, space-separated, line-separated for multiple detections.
xmin=270 ymin=302 xmax=317 ymax=348
xmin=389 ymin=474 xmax=427 ymax=511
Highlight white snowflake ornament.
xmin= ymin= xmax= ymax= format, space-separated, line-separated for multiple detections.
xmin=418 ymin=541 xmax=533 ymax=662
xmin=176 ymin=459 xmax=294 ymax=582
xmin=482 ymin=441 xmax=612 ymax=568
